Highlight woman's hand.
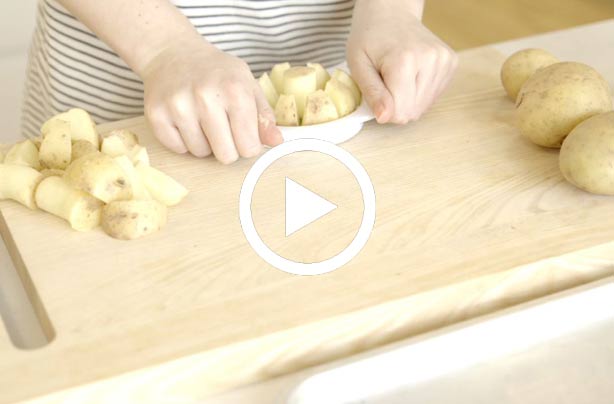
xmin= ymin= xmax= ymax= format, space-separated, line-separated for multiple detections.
xmin=141 ymin=38 xmax=282 ymax=163
xmin=347 ymin=0 xmax=458 ymax=124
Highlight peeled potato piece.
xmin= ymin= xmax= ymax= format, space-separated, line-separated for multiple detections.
xmin=42 ymin=108 xmax=99 ymax=148
xmin=101 ymin=134 xmax=131 ymax=157
xmin=64 ymin=152 xmax=132 ymax=203
xmin=40 ymin=168 xmax=65 ymax=180
xmin=39 ymin=119 xmax=72 ymax=169
xmin=283 ymin=66 xmax=317 ymax=118
xmin=0 ymin=164 xmax=43 ymax=209
xmin=4 ymin=139 xmax=41 ymax=170
xmin=270 ymin=62 xmax=291 ymax=94
xmin=274 ymin=94 xmax=299 ymax=126
xmin=325 ymin=78 xmax=357 ymax=117
xmin=258 ymin=72 xmax=279 ymax=108
xmin=71 ymin=139 xmax=98 ymax=161
xmin=102 ymin=200 xmax=167 ymax=240
xmin=332 ymin=69 xmax=361 ymax=104
xmin=135 ymin=162 xmax=188 ymax=206
xmin=114 ymin=155 xmax=151 ymax=200
xmin=104 ymin=129 xmax=138 ymax=148
xmin=302 ymin=90 xmax=339 ymax=125
xmin=130 ymin=145 xmax=150 ymax=166
xmin=35 ymin=176 xmax=103 ymax=231
xmin=307 ymin=62 xmax=331 ymax=90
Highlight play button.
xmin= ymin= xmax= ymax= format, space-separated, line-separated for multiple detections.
xmin=239 ymin=138 xmax=376 ymax=276
xmin=285 ymin=178 xmax=337 ymax=237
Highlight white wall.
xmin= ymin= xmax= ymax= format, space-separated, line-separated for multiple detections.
xmin=0 ymin=0 xmax=38 ymax=143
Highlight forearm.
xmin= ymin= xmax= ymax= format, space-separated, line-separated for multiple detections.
xmin=355 ymin=0 xmax=425 ymax=20
xmin=57 ymin=0 xmax=211 ymax=77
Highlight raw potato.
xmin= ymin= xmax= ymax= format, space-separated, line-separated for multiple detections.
xmin=101 ymin=200 xmax=167 ymax=240
xmin=40 ymin=169 xmax=65 ymax=179
xmin=270 ymin=62 xmax=291 ymax=93
xmin=307 ymin=62 xmax=331 ymax=90
xmin=516 ymin=62 xmax=613 ymax=148
xmin=0 ymin=164 xmax=43 ymax=209
xmin=64 ymin=152 xmax=132 ymax=203
xmin=258 ymin=72 xmax=279 ymax=108
xmin=114 ymin=155 xmax=151 ymax=200
xmin=302 ymin=90 xmax=339 ymax=125
xmin=274 ymin=94 xmax=299 ymax=126
xmin=39 ymin=119 xmax=72 ymax=169
xmin=101 ymin=135 xmax=131 ymax=157
xmin=42 ymin=108 xmax=99 ymax=148
xmin=4 ymin=139 xmax=41 ymax=170
xmin=283 ymin=66 xmax=317 ymax=118
xmin=500 ymin=48 xmax=558 ymax=100
xmin=325 ymin=78 xmax=357 ymax=117
xmin=130 ymin=145 xmax=150 ymax=165
xmin=332 ymin=69 xmax=361 ymax=104
xmin=31 ymin=136 xmax=43 ymax=149
xmin=105 ymin=129 xmax=138 ymax=148
xmin=0 ymin=143 xmax=10 ymax=163
xmin=559 ymin=112 xmax=614 ymax=195
xmin=35 ymin=176 xmax=103 ymax=231
xmin=71 ymin=139 xmax=98 ymax=161
xmin=135 ymin=162 xmax=188 ymax=206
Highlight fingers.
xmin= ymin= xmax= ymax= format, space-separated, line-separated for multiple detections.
xmin=168 ymin=95 xmax=212 ymax=158
xmin=226 ymin=87 xmax=262 ymax=158
xmin=381 ymin=55 xmax=418 ymax=124
xmin=145 ymin=106 xmax=188 ymax=154
xmin=254 ymin=86 xmax=283 ymax=147
xmin=195 ymin=94 xmax=238 ymax=165
xmin=348 ymin=52 xmax=394 ymax=123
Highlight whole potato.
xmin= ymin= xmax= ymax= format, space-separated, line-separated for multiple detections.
xmin=560 ymin=112 xmax=614 ymax=195
xmin=500 ymin=48 xmax=558 ymax=100
xmin=516 ymin=62 xmax=613 ymax=148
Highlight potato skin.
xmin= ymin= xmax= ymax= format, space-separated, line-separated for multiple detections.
xmin=516 ymin=62 xmax=613 ymax=148
xmin=560 ymin=112 xmax=614 ymax=195
xmin=500 ymin=48 xmax=558 ymax=100
xmin=102 ymin=200 xmax=167 ymax=240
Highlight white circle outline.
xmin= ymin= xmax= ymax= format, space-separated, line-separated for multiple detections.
xmin=239 ymin=138 xmax=376 ymax=276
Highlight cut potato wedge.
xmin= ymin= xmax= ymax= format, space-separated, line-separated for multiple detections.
xmin=258 ymin=72 xmax=279 ymax=108
xmin=102 ymin=200 xmax=167 ymax=240
xmin=283 ymin=66 xmax=317 ymax=118
xmin=333 ymin=69 xmax=361 ymax=104
xmin=114 ymin=155 xmax=151 ymax=200
xmin=135 ymin=162 xmax=188 ymax=206
xmin=270 ymin=62 xmax=291 ymax=94
xmin=275 ymin=94 xmax=300 ymax=126
xmin=302 ymin=90 xmax=339 ymax=125
xmin=325 ymin=78 xmax=357 ymax=117
xmin=129 ymin=145 xmax=150 ymax=166
xmin=42 ymin=108 xmax=99 ymax=148
xmin=307 ymin=62 xmax=331 ymax=90
xmin=4 ymin=139 xmax=41 ymax=170
xmin=0 ymin=164 xmax=43 ymax=209
xmin=35 ymin=176 xmax=103 ymax=231
xmin=104 ymin=129 xmax=138 ymax=148
xmin=64 ymin=152 xmax=132 ymax=203
xmin=40 ymin=168 xmax=65 ymax=179
xmin=39 ymin=119 xmax=72 ymax=169
xmin=101 ymin=134 xmax=131 ymax=157
xmin=71 ymin=139 xmax=98 ymax=161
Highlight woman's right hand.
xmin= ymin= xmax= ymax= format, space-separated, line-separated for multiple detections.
xmin=141 ymin=38 xmax=283 ymax=164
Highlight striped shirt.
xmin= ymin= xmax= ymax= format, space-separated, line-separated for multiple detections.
xmin=21 ymin=0 xmax=354 ymax=137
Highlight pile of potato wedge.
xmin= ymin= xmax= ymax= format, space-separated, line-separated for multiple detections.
xmin=0 ymin=108 xmax=188 ymax=240
xmin=258 ymin=62 xmax=362 ymax=126
xmin=501 ymin=48 xmax=614 ymax=195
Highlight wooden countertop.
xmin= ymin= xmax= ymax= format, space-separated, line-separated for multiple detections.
xmin=3 ymin=20 xmax=614 ymax=404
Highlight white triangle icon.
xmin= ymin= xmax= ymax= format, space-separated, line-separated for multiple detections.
xmin=285 ymin=177 xmax=337 ymax=237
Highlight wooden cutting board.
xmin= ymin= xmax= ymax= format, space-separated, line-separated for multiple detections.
xmin=2 ymin=46 xmax=614 ymax=404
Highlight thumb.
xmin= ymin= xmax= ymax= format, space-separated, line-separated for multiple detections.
xmin=254 ymin=86 xmax=283 ymax=147
xmin=348 ymin=54 xmax=394 ymax=123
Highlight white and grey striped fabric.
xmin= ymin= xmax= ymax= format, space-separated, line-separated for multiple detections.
xmin=21 ymin=0 xmax=354 ymax=137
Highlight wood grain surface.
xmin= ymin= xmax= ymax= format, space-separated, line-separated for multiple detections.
xmin=2 ymin=46 xmax=614 ymax=404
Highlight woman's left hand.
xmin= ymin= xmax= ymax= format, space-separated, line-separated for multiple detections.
xmin=347 ymin=0 xmax=458 ymax=124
